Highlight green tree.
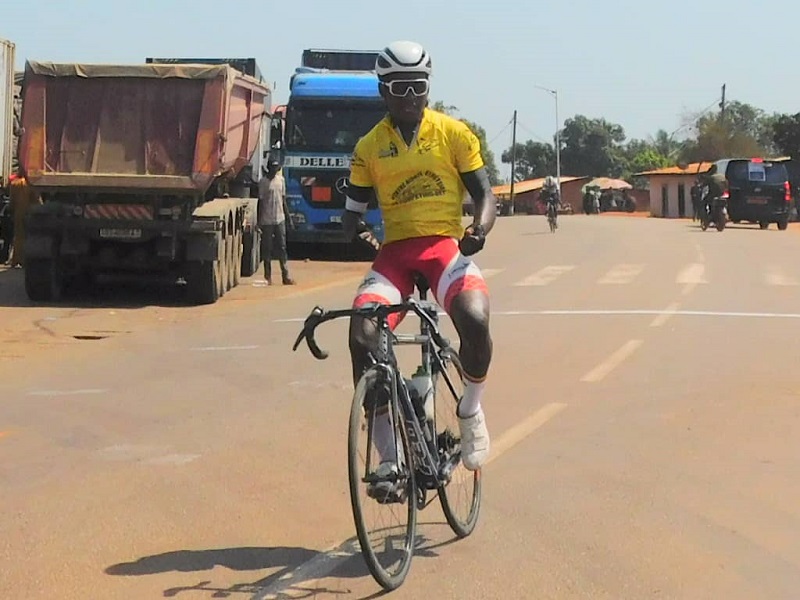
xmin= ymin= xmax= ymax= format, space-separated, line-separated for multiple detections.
xmin=680 ymin=101 xmax=774 ymax=162
xmin=772 ymin=113 xmax=800 ymax=158
xmin=429 ymin=100 xmax=501 ymax=185
xmin=500 ymin=140 xmax=555 ymax=181
xmin=559 ymin=115 xmax=627 ymax=177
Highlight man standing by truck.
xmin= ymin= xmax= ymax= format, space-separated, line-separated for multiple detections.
xmin=258 ymin=158 xmax=295 ymax=285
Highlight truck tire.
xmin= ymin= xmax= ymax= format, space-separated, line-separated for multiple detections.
xmin=186 ymin=260 xmax=220 ymax=305
xmin=187 ymin=231 xmax=226 ymax=304
xmin=233 ymin=229 xmax=242 ymax=286
xmin=225 ymin=230 xmax=235 ymax=292
xmin=25 ymin=259 xmax=63 ymax=302
xmin=241 ymin=230 xmax=258 ymax=277
xmin=777 ymin=217 xmax=789 ymax=231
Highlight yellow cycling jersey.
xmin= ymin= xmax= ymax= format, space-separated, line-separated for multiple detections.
xmin=350 ymin=108 xmax=484 ymax=244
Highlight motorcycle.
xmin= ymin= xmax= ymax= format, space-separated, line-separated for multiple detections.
xmin=700 ymin=192 xmax=728 ymax=232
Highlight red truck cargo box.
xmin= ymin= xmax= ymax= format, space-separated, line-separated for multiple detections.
xmin=19 ymin=61 xmax=269 ymax=193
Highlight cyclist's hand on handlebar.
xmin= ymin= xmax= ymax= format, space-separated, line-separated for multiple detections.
xmin=357 ymin=230 xmax=381 ymax=252
xmin=459 ymin=223 xmax=486 ymax=257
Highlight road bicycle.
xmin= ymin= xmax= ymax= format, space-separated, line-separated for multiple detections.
xmin=292 ymin=274 xmax=481 ymax=590
xmin=547 ymin=202 xmax=558 ymax=233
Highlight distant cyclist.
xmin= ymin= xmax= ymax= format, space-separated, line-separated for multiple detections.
xmin=341 ymin=41 xmax=497 ymax=493
xmin=540 ymin=175 xmax=560 ymax=227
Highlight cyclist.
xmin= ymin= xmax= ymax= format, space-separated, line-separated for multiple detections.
xmin=540 ymin=175 xmax=560 ymax=226
xmin=342 ymin=41 xmax=497 ymax=491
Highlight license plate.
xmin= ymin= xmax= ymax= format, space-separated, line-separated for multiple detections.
xmin=99 ymin=228 xmax=142 ymax=239
xmin=329 ymin=215 xmax=342 ymax=223
xmin=746 ymin=197 xmax=769 ymax=205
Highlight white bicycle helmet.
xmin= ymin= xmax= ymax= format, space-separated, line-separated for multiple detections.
xmin=375 ymin=41 xmax=432 ymax=79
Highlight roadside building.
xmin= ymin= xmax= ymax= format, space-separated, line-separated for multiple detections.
xmin=635 ymin=163 xmax=713 ymax=218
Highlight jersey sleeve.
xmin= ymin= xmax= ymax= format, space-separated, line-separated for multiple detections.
xmin=453 ymin=121 xmax=485 ymax=174
xmin=349 ymin=137 xmax=373 ymax=187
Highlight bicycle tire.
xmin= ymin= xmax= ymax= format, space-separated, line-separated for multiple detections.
xmin=348 ymin=366 xmax=417 ymax=590
xmin=432 ymin=348 xmax=482 ymax=538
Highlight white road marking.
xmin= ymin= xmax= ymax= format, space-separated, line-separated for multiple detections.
xmin=485 ymin=402 xmax=568 ymax=466
xmin=765 ymin=266 xmax=798 ymax=286
xmin=251 ymin=402 xmax=569 ymax=597
xmin=279 ymin=309 xmax=800 ymax=323
xmin=98 ymin=445 xmax=200 ymax=466
xmin=481 ymin=268 xmax=505 ymax=279
xmin=191 ymin=345 xmax=260 ymax=351
xmin=581 ymin=339 xmax=643 ymax=383
xmin=27 ymin=389 xmax=108 ymax=397
xmin=598 ymin=263 xmax=644 ymax=285
xmin=676 ymin=263 xmax=706 ymax=295
xmin=98 ymin=444 xmax=169 ymax=461
xmin=146 ymin=453 xmax=201 ymax=466
xmin=650 ymin=302 xmax=681 ymax=328
xmin=514 ymin=265 xmax=575 ymax=287
xmin=493 ymin=309 xmax=800 ymax=320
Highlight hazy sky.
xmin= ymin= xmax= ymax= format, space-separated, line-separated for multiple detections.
xmin=4 ymin=0 xmax=796 ymax=179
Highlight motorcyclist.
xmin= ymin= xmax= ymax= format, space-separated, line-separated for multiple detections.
xmin=701 ymin=170 xmax=728 ymax=224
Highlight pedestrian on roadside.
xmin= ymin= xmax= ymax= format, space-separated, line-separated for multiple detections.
xmin=257 ymin=158 xmax=295 ymax=285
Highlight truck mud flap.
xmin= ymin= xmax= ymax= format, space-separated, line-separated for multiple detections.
xmin=186 ymin=230 xmax=221 ymax=262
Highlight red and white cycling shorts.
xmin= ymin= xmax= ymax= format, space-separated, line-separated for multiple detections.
xmin=353 ymin=235 xmax=489 ymax=329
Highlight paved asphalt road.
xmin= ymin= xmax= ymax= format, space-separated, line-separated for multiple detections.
xmin=2 ymin=215 xmax=800 ymax=599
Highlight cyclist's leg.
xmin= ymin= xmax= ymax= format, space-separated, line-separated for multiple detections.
xmin=426 ymin=238 xmax=492 ymax=471
xmin=349 ymin=243 xmax=415 ymax=469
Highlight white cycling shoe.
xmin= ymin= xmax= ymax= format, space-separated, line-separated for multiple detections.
xmin=458 ymin=407 xmax=490 ymax=471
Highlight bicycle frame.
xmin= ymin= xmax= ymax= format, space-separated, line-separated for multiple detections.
xmin=293 ymin=284 xmax=460 ymax=490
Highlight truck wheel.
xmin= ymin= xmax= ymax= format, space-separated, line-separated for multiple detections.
xmin=777 ymin=217 xmax=789 ymax=231
xmin=241 ymin=230 xmax=258 ymax=277
xmin=186 ymin=260 xmax=220 ymax=305
xmin=233 ymin=229 xmax=242 ymax=286
xmin=217 ymin=233 xmax=227 ymax=298
xmin=25 ymin=259 xmax=63 ymax=302
xmin=225 ymin=230 xmax=235 ymax=292
xmin=759 ymin=221 xmax=769 ymax=230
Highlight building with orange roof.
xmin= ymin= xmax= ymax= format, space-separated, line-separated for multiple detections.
xmin=634 ymin=162 xmax=713 ymax=217
xmin=487 ymin=176 xmax=589 ymax=215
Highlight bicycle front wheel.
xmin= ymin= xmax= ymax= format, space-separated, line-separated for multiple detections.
xmin=348 ymin=366 xmax=417 ymax=590
xmin=432 ymin=348 xmax=482 ymax=538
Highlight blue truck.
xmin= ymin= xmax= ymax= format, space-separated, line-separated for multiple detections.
xmin=277 ymin=49 xmax=385 ymax=248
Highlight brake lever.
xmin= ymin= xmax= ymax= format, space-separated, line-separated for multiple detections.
xmin=292 ymin=306 xmax=329 ymax=360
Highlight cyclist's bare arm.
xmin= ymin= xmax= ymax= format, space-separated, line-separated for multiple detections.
xmin=343 ymin=184 xmax=380 ymax=249
xmin=460 ymin=167 xmax=497 ymax=234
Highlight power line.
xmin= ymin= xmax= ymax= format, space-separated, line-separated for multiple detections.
xmin=487 ymin=119 xmax=513 ymax=146
xmin=516 ymin=120 xmax=552 ymax=145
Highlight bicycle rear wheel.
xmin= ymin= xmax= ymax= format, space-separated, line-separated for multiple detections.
xmin=348 ymin=366 xmax=417 ymax=590
xmin=432 ymin=348 xmax=482 ymax=538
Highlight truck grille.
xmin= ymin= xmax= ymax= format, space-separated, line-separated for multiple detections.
xmin=84 ymin=204 xmax=154 ymax=220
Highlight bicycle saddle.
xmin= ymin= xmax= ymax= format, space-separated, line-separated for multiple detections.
xmin=412 ymin=272 xmax=430 ymax=296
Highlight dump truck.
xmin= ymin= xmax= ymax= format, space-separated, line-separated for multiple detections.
xmin=18 ymin=60 xmax=272 ymax=303
xmin=0 ymin=39 xmax=15 ymax=263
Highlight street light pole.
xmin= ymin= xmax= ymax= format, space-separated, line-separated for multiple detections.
xmin=535 ymin=85 xmax=561 ymax=197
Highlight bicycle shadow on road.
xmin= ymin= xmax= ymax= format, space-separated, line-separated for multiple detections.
xmin=105 ymin=545 xmax=369 ymax=599
xmin=313 ymin=522 xmax=462 ymax=599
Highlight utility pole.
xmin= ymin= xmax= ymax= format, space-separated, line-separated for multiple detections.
xmin=509 ymin=110 xmax=517 ymax=213
xmin=719 ymin=83 xmax=726 ymax=123
xmin=554 ymin=89 xmax=561 ymax=197
xmin=534 ymin=85 xmax=561 ymax=196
